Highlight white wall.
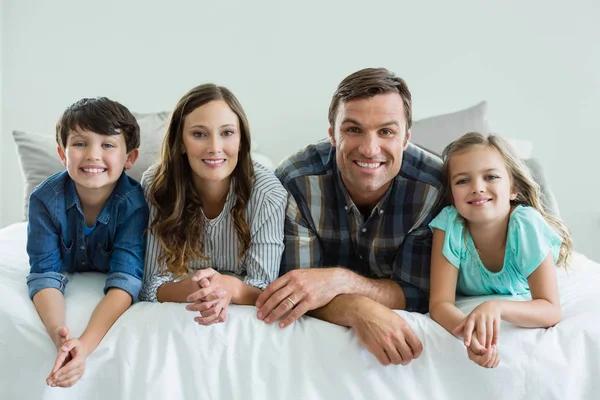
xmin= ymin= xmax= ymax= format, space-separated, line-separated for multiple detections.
xmin=0 ymin=0 xmax=4 ymax=223
xmin=2 ymin=0 xmax=599 ymax=261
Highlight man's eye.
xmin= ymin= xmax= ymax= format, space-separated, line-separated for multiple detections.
xmin=346 ymin=127 xmax=360 ymax=133
xmin=380 ymin=129 xmax=394 ymax=136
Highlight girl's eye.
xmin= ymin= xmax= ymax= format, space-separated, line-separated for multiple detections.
xmin=455 ymin=179 xmax=468 ymax=185
xmin=486 ymin=175 xmax=499 ymax=180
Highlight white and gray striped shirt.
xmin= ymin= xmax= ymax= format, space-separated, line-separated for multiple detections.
xmin=139 ymin=162 xmax=287 ymax=302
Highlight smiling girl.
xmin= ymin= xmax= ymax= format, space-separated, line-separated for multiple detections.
xmin=428 ymin=132 xmax=572 ymax=368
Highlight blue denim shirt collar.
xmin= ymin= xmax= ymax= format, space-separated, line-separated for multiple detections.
xmin=64 ymin=171 xmax=130 ymax=226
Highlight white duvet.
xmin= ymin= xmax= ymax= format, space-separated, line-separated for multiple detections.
xmin=1 ymin=222 xmax=599 ymax=400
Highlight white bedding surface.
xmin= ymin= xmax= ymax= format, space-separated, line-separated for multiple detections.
xmin=1 ymin=222 xmax=599 ymax=400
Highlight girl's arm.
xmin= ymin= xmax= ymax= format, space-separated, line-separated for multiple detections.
xmin=429 ymin=229 xmax=465 ymax=333
xmin=494 ymin=253 xmax=561 ymax=328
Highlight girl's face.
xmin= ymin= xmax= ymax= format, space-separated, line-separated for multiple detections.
xmin=448 ymin=145 xmax=517 ymax=226
xmin=181 ymin=100 xmax=241 ymax=190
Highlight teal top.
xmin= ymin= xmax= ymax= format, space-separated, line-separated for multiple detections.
xmin=429 ymin=205 xmax=562 ymax=296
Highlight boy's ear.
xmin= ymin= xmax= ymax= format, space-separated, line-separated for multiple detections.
xmin=124 ymin=149 xmax=140 ymax=170
xmin=57 ymin=146 xmax=67 ymax=168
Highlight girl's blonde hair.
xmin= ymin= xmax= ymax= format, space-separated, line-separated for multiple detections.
xmin=441 ymin=132 xmax=572 ymax=268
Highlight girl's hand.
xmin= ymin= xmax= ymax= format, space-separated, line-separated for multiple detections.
xmin=453 ymin=300 xmax=502 ymax=351
xmin=185 ymin=269 xmax=234 ymax=326
xmin=47 ymin=338 xmax=89 ymax=387
xmin=467 ymin=335 xmax=500 ymax=368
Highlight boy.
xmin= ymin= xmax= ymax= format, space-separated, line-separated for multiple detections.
xmin=26 ymin=97 xmax=149 ymax=388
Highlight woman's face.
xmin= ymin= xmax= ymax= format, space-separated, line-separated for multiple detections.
xmin=181 ymin=100 xmax=241 ymax=188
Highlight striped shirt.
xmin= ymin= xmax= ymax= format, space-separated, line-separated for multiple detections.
xmin=275 ymin=141 xmax=445 ymax=312
xmin=139 ymin=162 xmax=287 ymax=302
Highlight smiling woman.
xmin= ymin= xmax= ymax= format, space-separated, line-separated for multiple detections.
xmin=139 ymin=84 xmax=288 ymax=326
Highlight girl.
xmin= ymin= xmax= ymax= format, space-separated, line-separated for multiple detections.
xmin=139 ymin=84 xmax=287 ymax=326
xmin=429 ymin=132 xmax=572 ymax=368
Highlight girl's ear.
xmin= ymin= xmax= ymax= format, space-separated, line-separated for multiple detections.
xmin=510 ymin=191 xmax=518 ymax=201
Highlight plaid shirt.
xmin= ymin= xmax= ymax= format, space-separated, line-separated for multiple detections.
xmin=275 ymin=141 xmax=445 ymax=312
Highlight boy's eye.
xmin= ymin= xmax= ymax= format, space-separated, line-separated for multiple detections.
xmin=102 ymin=143 xmax=115 ymax=149
xmin=73 ymin=142 xmax=86 ymax=147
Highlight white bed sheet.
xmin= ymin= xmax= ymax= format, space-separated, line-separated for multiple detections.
xmin=1 ymin=222 xmax=599 ymax=400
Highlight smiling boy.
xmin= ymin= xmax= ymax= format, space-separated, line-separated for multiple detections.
xmin=26 ymin=97 xmax=149 ymax=387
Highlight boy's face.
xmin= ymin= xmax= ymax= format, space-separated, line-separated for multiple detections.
xmin=57 ymin=129 xmax=139 ymax=193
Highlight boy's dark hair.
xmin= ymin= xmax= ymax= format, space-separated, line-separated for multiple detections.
xmin=56 ymin=97 xmax=140 ymax=152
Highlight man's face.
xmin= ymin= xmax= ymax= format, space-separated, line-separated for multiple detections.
xmin=329 ymin=93 xmax=410 ymax=207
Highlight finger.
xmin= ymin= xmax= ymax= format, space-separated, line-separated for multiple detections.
xmin=256 ymin=276 xmax=289 ymax=308
xmin=486 ymin=318 xmax=494 ymax=350
xmin=198 ymin=277 xmax=211 ymax=288
xmin=186 ymin=298 xmax=221 ymax=313
xmin=493 ymin=319 xmax=500 ymax=347
xmin=367 ymin=344 xmax=390 ymax=366
xmin=217 ymin=307 xmax=227 ymax=323
xmin=53 ymin=365 xmax=83 ymax=386
xmin=201 ymin=290 xmax=227 ymax=302
xmin=483 ymin=346 xmax=498 ymax=368
xmin=384 ymin=345 xmax=403 ymax=366
xmin=452 ymin=319 xmax=466 ymax=336
xmin=492 ymin=348 xmax=500 ymax=368
xmin=49 ymin=348 xmax=72 ymax=376
xmin=263 ymin=293 xmax=297 ymax=325
xmin=403 ymin=329 xmax=424 ymax=359
xmin=186 ymin=284 xmax=222 ymax=302
xmin=59 ymin=326 xmax=70 ymax=342
xmin=53 ymin=370 xmax=84 ymax=388
xmin=278 ymin=301 xmax=310 ymax=328
xmin=191 ymin=268 xmax=217 ymax=283
xmin=394 ymin=341 xmax=414 ymax=365
xmin=195 ymin=308 xmax=224 ymax=326
xmin=258 ymin=287 xmax=295 ymax=322
xmin=469 ymin=336 xmax=486 ymax=355
xmin=477 ymin=316 xmax=486 ymax=350
xmin=462 ymin=318 xmax=475 ymax=346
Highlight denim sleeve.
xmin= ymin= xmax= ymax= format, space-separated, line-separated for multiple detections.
xmin=26 ymin=193 xmax=68 ymax=299
xmin=104 ymin=201 xmax=149 ymax=302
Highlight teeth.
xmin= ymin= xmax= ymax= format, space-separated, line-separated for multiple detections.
xmin=204 ymin=159 xmax=225 ymax=164
xmin=470 ymin=199 xmax=489 ymax=204
xmin=83 ymin=168 xmax=105 ymax=173
xmin=356 ymin=161 xmax=381 ymax=169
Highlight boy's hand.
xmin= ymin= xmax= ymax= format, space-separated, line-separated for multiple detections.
xmin=47 ymin=338 xmax=89 ymax=387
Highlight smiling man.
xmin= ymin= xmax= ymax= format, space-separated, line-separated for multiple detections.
xmin=255 ymin=68 xmax=445 ymax=366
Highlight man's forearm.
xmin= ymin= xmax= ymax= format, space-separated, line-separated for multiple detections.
xmin=332 ymin=268 xmax=406 ymax=310
xmin=308 ymin=294 xmax=369 ymax=327
xmin=79 ymin=288 xmax=132 ymax=355
xmin=32 ymin=288 xmax=66 ymax=348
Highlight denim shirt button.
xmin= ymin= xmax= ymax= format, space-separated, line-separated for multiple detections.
xmin=80 ymin=245 xmax=85 ymax=250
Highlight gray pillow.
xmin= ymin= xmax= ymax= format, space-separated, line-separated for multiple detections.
xmin=13 ymin=111 xmax=170 ymax=219
xmin=409 ymin=100 xmax=559 ymax=217
xmin=411 ymin=101 xmax=492 ymax=156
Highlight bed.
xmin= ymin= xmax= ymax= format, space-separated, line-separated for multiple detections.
xmin=1 ymin=220 xmax=599 ymax=400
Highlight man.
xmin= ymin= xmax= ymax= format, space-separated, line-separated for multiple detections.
xmin=256 ymin=67 xmax=444 ymax=366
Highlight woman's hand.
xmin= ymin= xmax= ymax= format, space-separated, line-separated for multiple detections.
xmin=453 ymin=300 xmax=502 ymax=351
xmin=185 ymin=269 xmax=235 ymax=326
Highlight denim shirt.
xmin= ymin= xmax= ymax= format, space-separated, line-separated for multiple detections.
xmin=26 ymin=170 xmax=149 ymax=302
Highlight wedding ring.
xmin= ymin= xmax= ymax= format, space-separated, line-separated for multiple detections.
xmin=285 ymin=297 xmax=296 ymax=307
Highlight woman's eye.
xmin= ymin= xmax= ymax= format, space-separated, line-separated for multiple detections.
xmin=193 ymin=131 xmax=206 ymax=138
xmin=222 ymin=130 xmax=234 ymax=137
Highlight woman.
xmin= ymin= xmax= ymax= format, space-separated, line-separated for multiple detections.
xmin=139 ymin=84 xmax=287 ymax=326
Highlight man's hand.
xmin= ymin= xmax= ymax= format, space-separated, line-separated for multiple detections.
xmin=350 ymin=298 xmax=423 ymax=366
xmin=47 ymin=336 xmax=89 ymax=387
xmin=185 ymin=268 xmax=232 ymax=326
xmin=255 ymin=268 xmax=343 ymax=328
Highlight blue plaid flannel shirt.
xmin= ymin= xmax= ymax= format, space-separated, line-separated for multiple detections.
xmin=275 ymin=141 xmax=445 ymax=313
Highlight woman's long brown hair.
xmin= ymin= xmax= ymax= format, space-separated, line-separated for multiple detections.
xmin=148 ymin=84 xmax=254 ymax=277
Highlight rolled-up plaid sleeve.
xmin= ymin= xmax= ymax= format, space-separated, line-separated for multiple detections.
xmin=279 ymin=193 xmax=323 ymax=275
